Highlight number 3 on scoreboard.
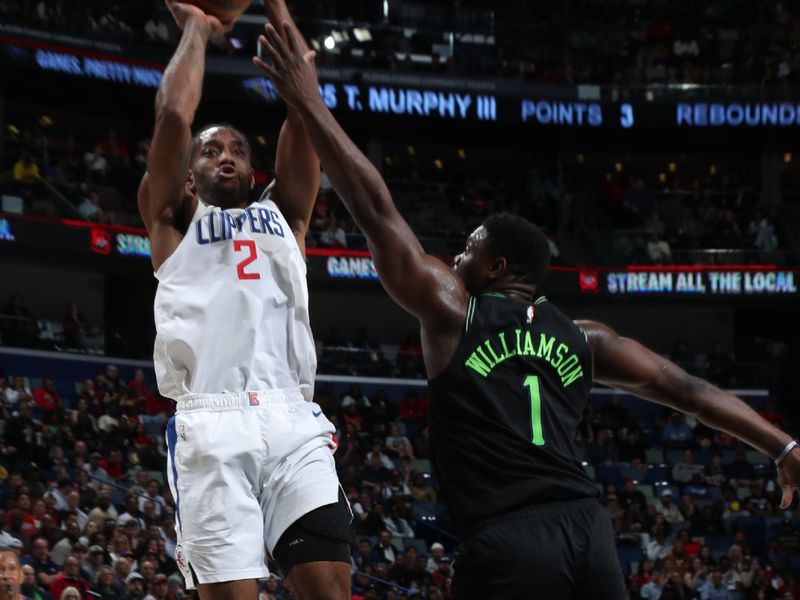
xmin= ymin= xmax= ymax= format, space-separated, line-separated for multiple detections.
xmin=233 ymin=240 xmax=261 ymax=280
xmin=523 ymin=375 xmax=545 ymax=446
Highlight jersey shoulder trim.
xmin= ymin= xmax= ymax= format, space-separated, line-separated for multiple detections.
xmin=465 ymin=296 xmax=477 ymax=332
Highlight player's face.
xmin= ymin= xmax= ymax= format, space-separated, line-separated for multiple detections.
xmin=191 ymin=127 xmax=255 ymax=209
xmin=453 ymin=226 xmax=492 ymax=295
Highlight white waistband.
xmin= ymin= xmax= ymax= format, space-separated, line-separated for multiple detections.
xmin=175 ymin=389 xmax=307 ymax=412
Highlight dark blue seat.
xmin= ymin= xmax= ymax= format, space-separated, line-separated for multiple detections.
xmin=646 ymin=464 xmax=670 ymax=483
xmin=595 ymin=464 xmax=624 ymax=488
xmin=732 ymin=515 xmax=766 ymax=555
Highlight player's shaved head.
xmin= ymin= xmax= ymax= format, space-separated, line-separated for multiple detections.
xmin=482 ymin=213 xmax=551 ymax=285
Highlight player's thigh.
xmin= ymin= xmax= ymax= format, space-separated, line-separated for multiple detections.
xmin=285 ymin=561 xmax=351 ymax=600
xmin=453 ymin=518 xmax=575 ymax=600
xmin=574 ymin=506 xmax=627 ymax=600
xmin=168 ymin=410 xmax=267 ymax=584
xmin=196 ymin=578 xmax=259 ymax=600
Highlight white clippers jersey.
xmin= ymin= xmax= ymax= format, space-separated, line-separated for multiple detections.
xmin=153 ymin=187 xmax=317 ymax=401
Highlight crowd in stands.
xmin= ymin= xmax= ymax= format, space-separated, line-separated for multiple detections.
xmin=5 ymin=108 xmax=797 ymax=268
xmin=594 ymin=174 xmax=784 ymax=264
xmin=5 ymin=0 xmax=800 ymax=86
xmin=0 ymin=358 xmax=799 ymax=599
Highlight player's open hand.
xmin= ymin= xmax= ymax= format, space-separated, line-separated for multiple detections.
xmin=778 ymin=447 xmax=800 ymax=509
xmin=253 ymin=22 xmax=319 ymax=110
xmin=166 ymin=1 xmax=231 ymax=38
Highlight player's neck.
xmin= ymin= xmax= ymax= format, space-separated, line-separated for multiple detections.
xmin=485 ymin=282 xmax=536 ymax=302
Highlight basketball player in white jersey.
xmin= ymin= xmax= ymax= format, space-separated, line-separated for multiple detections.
xmin=137 ymin=2 xmax=351 ymax=599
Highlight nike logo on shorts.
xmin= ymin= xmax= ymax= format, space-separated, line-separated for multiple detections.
xmin=312 ymin=410 xmax=322 ymax=417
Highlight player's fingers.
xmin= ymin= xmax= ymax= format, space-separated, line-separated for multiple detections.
xmin=259 ymin=32 xmax=284 ymax=67
xmin=780 ymin=484 xmax=793 ymax=509
xmin=283 ymin=21 xmax=299 ymax=53
xmin=303 ymin=50 xmax=317 ymax=65
xmin=252 ymin=56 xmax=279 ymax=81
xmin=265 ymin=23 xmax=290 ymax=59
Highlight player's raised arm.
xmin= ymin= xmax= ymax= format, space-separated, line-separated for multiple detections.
xmin=138 ymin=1 xmax=229 ymax=270
xmin=578 ymin=319 xmax=800 ymax=508
xmin=257 ymin=1 xmax=320 ymax=256
xmin=254 ymin=23 xmax=467 ymax=331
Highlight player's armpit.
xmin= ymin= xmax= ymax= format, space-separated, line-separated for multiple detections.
xmin=272 ymin=118 xmax=320 ymax=257
xmin=577 ymin=319 xmax=696 ymax=411
xmin=368 ymin=209 xmax=467 ymax=333
xmin=138 ymin=174 xmax=195 ymax=271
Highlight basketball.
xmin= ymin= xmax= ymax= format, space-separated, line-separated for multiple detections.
xmin=186 ymin=0 xmax=252 ymax=24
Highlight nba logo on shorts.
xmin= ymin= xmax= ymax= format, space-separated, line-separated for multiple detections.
xmin=176 ymin=545 xmax=185 ymax=569
xmin=248 ymin=392 xmax=259 ymax=406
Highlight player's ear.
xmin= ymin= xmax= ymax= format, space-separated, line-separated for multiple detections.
xmin=488 ymin=256 xmax=507 ymax=279
xmin=185 ymin=170 xmax=197 ymax=195
xmin=249 ymin=167 xmax=255 ymax=190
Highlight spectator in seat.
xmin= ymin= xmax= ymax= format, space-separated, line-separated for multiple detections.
xmin=700 ymin=567 xmax=732 ymax=600
xmin=385 ymin=424 xmax=414 ymax=460
xmin=5 ymin=375 xmax=32 ymax=411
xmin=398 ymin=391 xmax=427 ymax=423
xmin=32 ymin=377 xmax=60 ymax=413
xmin=662 ymin=412 xmax=693 ymax=448
xmin=426 ymin=543 xmax=445 ymax=574
xmin=20 ymin=562 xmax=46 ymax=600
xmin=50 ymin=556 xmax=89 ymax=600
xmin=672 ymin=450 xmax=706 ymax=484
xmin=87 ymin=489 xmax=117 ymax=526
xmin=319 ymin=215 xmax=347 ymax=248
xmin=138 ymin=480 xmax=165 ymax=517
xmin=655 ymin=489 xmax=685 ymax=524
xmin=22 ymin=536 xmax=59 ymax=589
xmin=146 ymin=572 xmax=170 ymax=600
xmin=84 ymin=453 xmax=110 ymax=486
xmin=125 ymin=570 xmax=146 ymax=600
xmin=374 ymin=530 xmax=400 ymax=564
xmin=724 ymin=450 xmax=757 ymax=488
xmin=587 ymin=428 xmax=620 ymax=464
xmin=62 ymin=303 xmax=92 ymax=349
xmin=366 ymin=442 xmax=395 ymax=471
xmin=619 ymin=428 xmax=646 ymax=463
xmin=640 ymin=569 xmax=668 ymax=599
xmin=77 ymin=190 xmax=103 ymax=221
xmin=12 ymin=152 xmax=40 ymax=184
xmin=619 ymin=479 xmax=647 ymax=511
xmin=410 ymin=473 xmax=437 ymax=504
xmin=646 ymin=233 xmax=672 ymax=264
xmin=50 ymin=516 xmax=81 ymax=566
xmin=91 ymin=565 xmax=119 ymax=600
xmin=383 ymin=504 xmax=414 ymax=539
xmin=103 ymin=365 xmax=126 ymax=394
xmin=413 ymin=424 xmax=431 ymax=459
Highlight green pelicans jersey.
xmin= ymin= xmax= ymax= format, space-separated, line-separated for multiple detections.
xmin=427 ymin=294 xmax=599 ymax=532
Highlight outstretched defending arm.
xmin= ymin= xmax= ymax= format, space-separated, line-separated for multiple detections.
xmin=578 ymin=319 xmax=800 ymax=508
xmin=258 ymin=1 xmax=320 ymax=256
xmin=138 ymin=2 xmax=227 ymax=270
xmin=254 ymin=24 xmax=466 ymax=331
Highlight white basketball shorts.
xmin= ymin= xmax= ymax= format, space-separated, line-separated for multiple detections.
xmin=164 ymin=388 xmax=340 ymax=588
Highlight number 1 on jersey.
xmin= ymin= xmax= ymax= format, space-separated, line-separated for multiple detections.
xmin=523 ymin=375 xmax=545 ymax=446
xmin=233 ymin=240 xmax=261 ymax=280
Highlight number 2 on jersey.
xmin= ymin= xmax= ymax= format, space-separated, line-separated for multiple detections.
xmin=523 ymin=375 xmax=545 ymax=446
xmin=233 ymin=240 xmax=261 ymax=280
